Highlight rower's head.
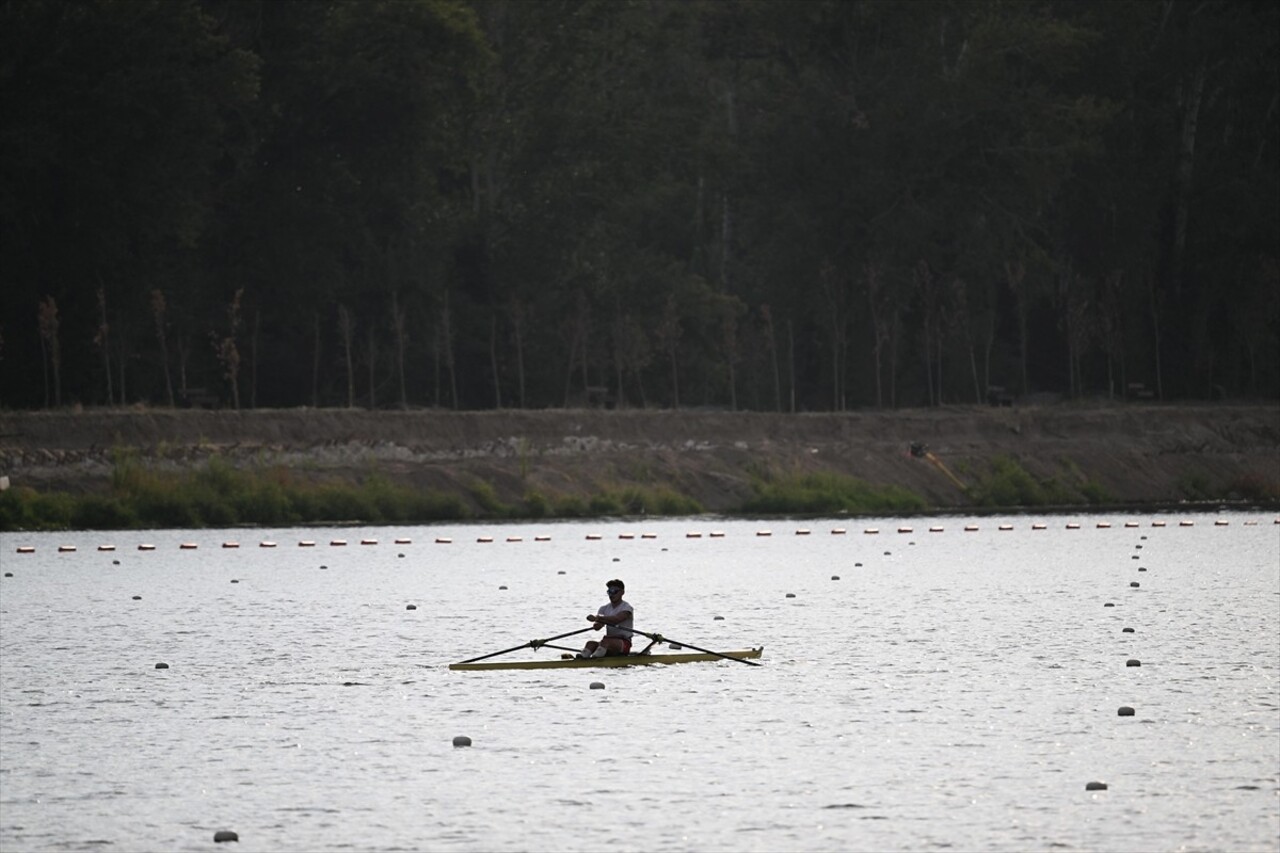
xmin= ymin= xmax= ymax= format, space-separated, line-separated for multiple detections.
xmin=606 ymin=579 xmax=624 ymax=600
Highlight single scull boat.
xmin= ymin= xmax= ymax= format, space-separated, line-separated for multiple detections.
xmin=449 ymin=647 xmax=763 ymax=671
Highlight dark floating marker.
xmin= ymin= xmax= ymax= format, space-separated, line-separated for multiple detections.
xmin=1104 ymin=602 xmax=1115 ymax=607
xmin=589 ymin=682 xmax=605 ymax=690
xmin=398 ymin=553 xmax=405 ymax=558
xmin=452 ymin=736 xmax=472 ymax=747
xmin=498 ymin=585 xmax=508 ymax=590
xmin=785 ymin=593 xmax=796 ymax=599
xmin=612 ymin=557 xmax=620 ymax=562
xmin=1130 ymin=581 xmax=1140 ymax=588
xmin=1135 ymin=544 xmax=1143 ymax=549
xmin=1126 ymin=659 xmax=1141 ymax=667
xmin=1131 ymin=555 xmax=1139 ymax=560
xmin=155 ymin=662 xmax=169 ymax=669
xmin=713 ymin=615 xmax=725 ymax=621
xmin=557 ymin=571 xmax=566 ymax=575
xmin=855 ymin=562 xmax=862 ymax=567
xmin=3 ymin=572 xmax=11 ymax=577
xmin=132 ymin=595 xmax=142 ymax=601
xmin=112 ymin=560 xmax=120 ymax=565
xmin=320 ymin=565 xmax=327 ymax=570
xmin=1138 ymin=567 xmax=1147 ymax=572
xmin=230 ymin=579 xmax=239 ymax=584
xmin=1085 ymin=781 xmax=1108 ymax=791
xmin=213 ymin=830 xmax=239 ymax=843
xmin=1118 ymin=706 xmax=1135 ymax=716
xmin=406 ymin=604 xmax=417 ymax=611
xmin=831 ymin=575 xmax=840 ymax=581
xmin=1122 ymin=627 xmax=1135 ymax=633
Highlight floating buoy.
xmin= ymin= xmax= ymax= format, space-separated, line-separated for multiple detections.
xmin=686 ymin=532 xmax=702 ymax=538
xmin=1032 ymin=523 xmax=1047 ymax=530
xmin=1122 ymin=627 xmax=1135 ymax=633
xmin=1179 ymin=520 xmax=1194 ymax=527
xmin=1126 ymin=659 xmax=1141 ymax=667
xmin=534 ymin=536 xmax=550 ymax=542
xmin=1124 ymin=521 xmax=1139 ymax=528
xmin=138 ymin=544 xmax=156 ymax=551
xmin=557 ymin=570 xmax=566 ymax=575
xmin=964 ymin=525 xmax=979 ymax=532
xmin=319 ymin=565 xmax=327 ymax=570
xmin=796 ymin=529 xmax=811 ymax=536
xmin=436 ymin=537 xmax=453 ymax=544
xmin=498 ymin=585 xmax=507 ymax=590
xmin=406 ymin=604 xmax=417 ymax=611
xmin=1085 ymin=781 xmax=1108 ymax=791
xmin=3 ymin=572 xmax=12 ymax=577
xmin=259 ymin=541 xmax=276 ymax=548
xmin=619 ymin=533 xmax=634 ymax=540
xmin=929 ymin=526 xmax=944 ymax=533
xmin=394 ymin=538 xmax=412 ymax=545
xmin=298 ymin=541 xmax=315 ymax=547
xmin=1138 ymin=567 xmax=1147 ymax=572
xmin=507 ymin=536 xmax=523 ymax=542
xmin=180 ymin=543 xmax=198 ymax=550
xmin=1214 ymin=519 xmax=1229 ymax=526
xmin=360 ymin=539 xmax=377 ymax=546
xmin=398 ymin=553 xmax=405 ymax=558
xmin=223 ymin=542 xmax=240 ymax=549
xmin=1130 ymin=582 xmax=1140 ymax=588
xmin=710 ymin=531 xmax=725 ymax=538
xmin=589 ymin=682 xmax=605 ymax=690
xmin=477 ymin=536 xmax=493 ymax=543
xmin=586 ymin=534 xmax=602 ymax=540
xmin=641 ymin=533 xmax=657 ymax=539
xmin=785 ymin=593 xmax=796 ymax=598
xmin=897 ymin=527 xmax=912 ymax=534
xmin=1151 ymin=521 xmax=1166 ymax=527
xmin=1066 ymin=523 xmax=1080 ymax=530
xmin=1097 ymin=522 xmax=1111 ymax=528
xmin=1118 ymin=706 xmax=1135 ymax=716
xmin=58 ymin=545 xmax=76 ymax=552
xmin=230 ymin=579 xmax=239 ymax=584
xmin=1135 ymin=544 xmax=1143 ymax=549
xmin=452 ymin=736 xmax=472 ymax=747
xmin=1104 ymin=602 xmax=1115 ymax=607
xmin=756 ymin=530 xmax=772 ymax=537
xmin=113 ymin=560 xmax=120 ymax=565
xmin=132 ymin=595 xmax=141 ymax=600
xmin=855 ymin=562 xmax=862 ymax=567
xmin=213 ymin=830 xmax=239 ymax=843
xmin=832 ymin=528 xmax=847 ymax=535
xmin=831 ymin=575 xmax=840 ymax=581
xmin=15 ymin=546 xmax=35 ymax=553
xmin=98 ymin=545 xmax=115 ymax=552
xmin=864 ymin=528 xmax=879 ymax=535
xmin=883 ymin=551 xmax=891 ymax=556
xmin=330 ymin=539 xmax=347 ymax=546
xmin=155 ymin=662 xmax=169 ymax=670
xmin=713 ymin=615 xmax=725 ymax=621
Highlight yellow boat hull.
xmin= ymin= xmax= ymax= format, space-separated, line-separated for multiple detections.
xmin=449 ymin=647 xmax=763 ymax=671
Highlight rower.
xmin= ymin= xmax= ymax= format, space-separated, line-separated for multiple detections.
xmin=578 ymin=579 xmax=634 ymax=658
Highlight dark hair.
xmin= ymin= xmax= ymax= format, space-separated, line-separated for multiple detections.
xmin=607 ymin=579 xmax=625 ymax=591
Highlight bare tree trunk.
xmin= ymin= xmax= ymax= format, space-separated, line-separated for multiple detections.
xmin=150 ymin=290 xmax=175 ymax=407
xmin=95 ymin=286 xmax=114 ymax=405
xmin=338 ymin=304 xmax=355 ymax=409
xmin=1171 ymin=60 xmax=1206 ymax=298
xmin=392 ymin=292 xmax=408 ymax=409
xmin=366 ymin=323 xmax=377 ymax=410
xmin=489 ymin=312 xmax=502 ymax=408
xmin=311 ymin=311 xmax=321 ymax=407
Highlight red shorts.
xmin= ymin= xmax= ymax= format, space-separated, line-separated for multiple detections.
xmin=604 ymin=636 xmax=632 ymax=654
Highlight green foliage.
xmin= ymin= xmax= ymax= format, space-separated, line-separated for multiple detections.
xmin=740 ymin=472 xmax=925 ymax=515
xmin=468 ymin=479 xmax=511 ymax=517
xmin=970 ymin=456 xmax=1080 ymax=507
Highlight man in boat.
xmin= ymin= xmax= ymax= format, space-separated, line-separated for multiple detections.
xmin=578 ymin=579 xmax=634 ymax=658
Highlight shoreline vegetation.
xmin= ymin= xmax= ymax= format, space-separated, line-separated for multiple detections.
xmin=1 ymin=457 xmax=1273 ymax=532
xmin=2 ymin=403 xmax=1277 ymax=531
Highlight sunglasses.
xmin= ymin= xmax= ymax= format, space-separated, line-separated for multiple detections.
xmin=606 ymin=587 xmax=622 ymax=594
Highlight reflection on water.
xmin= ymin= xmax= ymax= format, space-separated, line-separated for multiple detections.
xmin=2 ymin=513 xmax=1277 ymax=852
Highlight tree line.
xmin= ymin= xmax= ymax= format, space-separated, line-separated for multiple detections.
xmin=2 ymin=0 xmax=1276 ymax=412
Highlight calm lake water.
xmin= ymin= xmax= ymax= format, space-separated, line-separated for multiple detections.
xmin=2 ymin=513 xmax=1277 ymax=853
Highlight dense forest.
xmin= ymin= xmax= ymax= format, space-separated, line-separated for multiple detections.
xmin=1 ymin=0 xmax=1276 ymax=413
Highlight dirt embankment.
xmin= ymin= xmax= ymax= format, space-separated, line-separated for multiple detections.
xmin=0 ymin=405 xmax=1277 ymax=513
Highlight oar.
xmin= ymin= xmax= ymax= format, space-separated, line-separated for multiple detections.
xmin=628 ymin=627 xmax=761 ymax=666
xmin=455 ymin=626 xmax=595 ymax=665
